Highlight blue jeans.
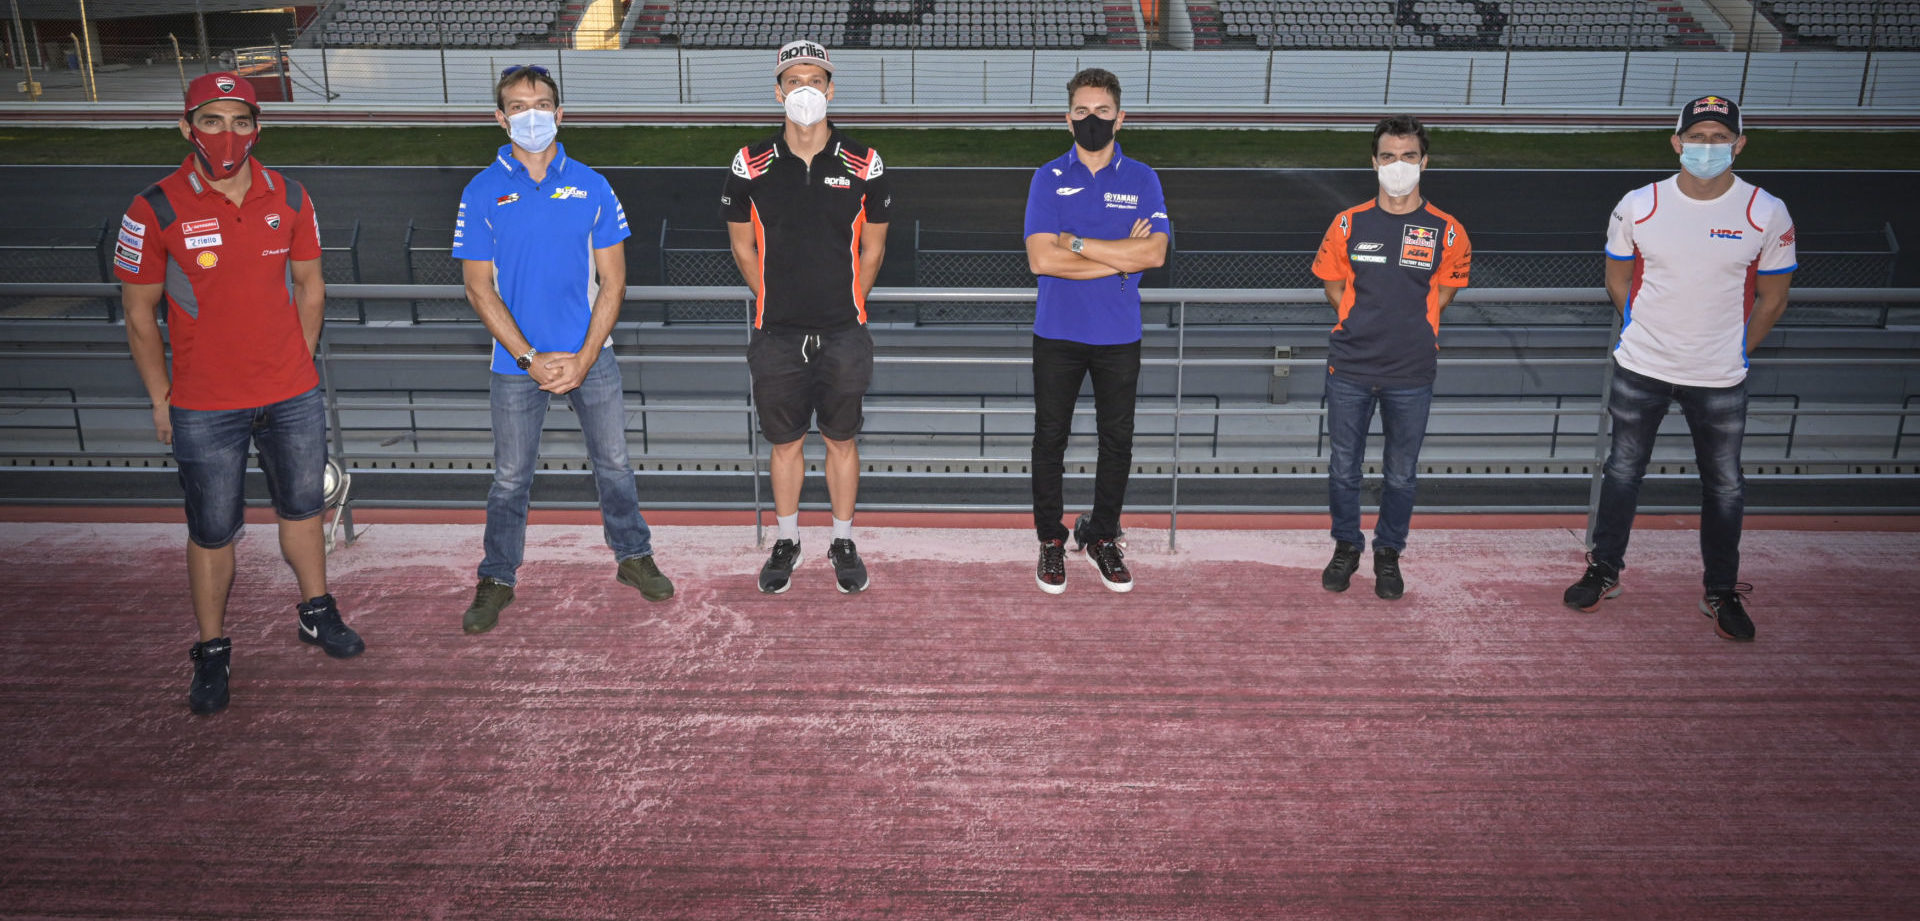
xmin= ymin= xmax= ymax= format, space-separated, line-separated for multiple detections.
xmin=1590 ymin=360 xmax=1747 ymax=590
xmin=1325 ymin=373 xmax=1433 ymax=553
xmin=480 ymin=350 xmax=652 ymax=585
xmin=170 ymin=387 xmax=328 ymax=549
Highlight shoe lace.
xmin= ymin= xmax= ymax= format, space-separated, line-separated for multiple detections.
xmin=1376 ymin=553 xmax=1400 ymax=578
xmin=1040 ymin=541 xmax=1066 ymax=576
xmin=474 ymin=580 xmax=510 ymax=608
xmin=1708 ymin=582 xmax=1755 ymax=607
xmin=1576 ymin=553 xmax=1615 ymax=588
xmin=769 ymin=540 xmax=800 ymax=567
xmin=831 ymin=539 xmax=857 ymax=564
xmin=1092 ymin=539 xmax=1126 ymax=572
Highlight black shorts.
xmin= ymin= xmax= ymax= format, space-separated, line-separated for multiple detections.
xmin=747 ymin=325 xmax=874 ymax=443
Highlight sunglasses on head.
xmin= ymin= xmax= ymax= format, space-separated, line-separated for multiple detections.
xmin=501 ymin=64 xmax=550 ymax=77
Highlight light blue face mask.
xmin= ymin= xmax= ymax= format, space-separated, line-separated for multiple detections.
xmin=506 ymin=108 xmax=557 ymax=154
xmin=1679 ymin=142 xmax=1735 ymax=180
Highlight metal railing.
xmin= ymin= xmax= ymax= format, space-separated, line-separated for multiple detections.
xmin=2 ymin=283 xmax=1918 ymax=547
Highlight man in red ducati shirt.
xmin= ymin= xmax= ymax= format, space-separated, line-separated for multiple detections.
xmin=117 ymin=72 xmax=364 ymax=716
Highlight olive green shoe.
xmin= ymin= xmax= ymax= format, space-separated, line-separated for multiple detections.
xmin=461 ymin=578 xmax=515 ymax=634
xmin=617 ymin=554 xmax=675 ymax=602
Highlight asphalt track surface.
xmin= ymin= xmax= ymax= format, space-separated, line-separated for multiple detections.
xmin=5 ymin=163 xmax=1917 ymax=286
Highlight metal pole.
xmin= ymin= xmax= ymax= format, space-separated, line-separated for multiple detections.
xmin=12 ymin=0 xmax=37 ymax=103
xmin=1263 ymin=45 xmax=1273 ymax=105
xmin=1737 ymin=0 xmax=1757 ymax=102
xmin=1617 ymin=49 xmax=1629 ymax=107
xmin=1858 ymin=0 xmax=1881 ymax=107
xmin=194 ymin=0 xmax=209 ymax=73
xmin=747 ymin=304 xmax=763 ymax=547
xmin=319 ymin=34 xmax=329 ymax=101
xmin=1583 ymin=308 xmax=1624 ymax=548
xmin=675 ymin=39 xmax=684 ymax=103
xmin=1145 ymin=46 xmax=1152 ymax=104
xmin=438 ymin=12 xmax=448 ymax=103
xmin=1169 ymin=300 xmax=1185 ymax=551
xmin=1500 ymin=25 xmax=1511 ymax=105
xmin=1383 ymin=38 xmax=1394 ymax=105
xmin=75 ymin=0 xmax=97 ymax=102
xmin=169 ymin=33 xmax=186 ymax=94
xmin=273 ymin=33 xmax=288 ymax=101
xmin=1466 ymin=56 xmax=1475 ymax=106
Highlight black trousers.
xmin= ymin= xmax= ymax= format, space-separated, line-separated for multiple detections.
xmin=1031 ymin=334 xmax=1141 ymax=543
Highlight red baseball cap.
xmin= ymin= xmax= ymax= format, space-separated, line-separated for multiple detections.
xmin=185 ymin=72 xmax=259 ymax=118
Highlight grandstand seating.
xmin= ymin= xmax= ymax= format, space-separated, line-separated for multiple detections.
xmin=1765 ymin=1 xmax=1920 ymax=49
xmin=660 ymin=0 xmax=1109 ymax=49
xmin=1217 ymin=0 xmax=1691 ymax=51
xmin=314 ymin=0 xmax=563 ymax=49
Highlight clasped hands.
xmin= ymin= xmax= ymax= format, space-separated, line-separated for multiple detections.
xmin=526 ymin=350 xmax=589 ymax=394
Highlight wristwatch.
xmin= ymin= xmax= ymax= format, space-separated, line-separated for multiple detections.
xmin=516 ymin=347 xmax=537 ymax=370
xmin=1069 ymin=236 xmax=1085 ymax=254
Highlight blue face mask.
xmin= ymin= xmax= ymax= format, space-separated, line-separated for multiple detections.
xmin=1679 ymin=142 xmax=1735 ymax=180
xmin=506 ymin=108 xmax=557 ymax=154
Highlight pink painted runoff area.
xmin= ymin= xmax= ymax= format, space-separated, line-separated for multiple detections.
xmin=2 ymin=521 xmax=1917 ymax=918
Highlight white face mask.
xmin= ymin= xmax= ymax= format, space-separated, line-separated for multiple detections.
xmin=1377 ymin=160 xmax=1421 ymax=198
xmin=783 ymin=85 xmax=828 ymax=127
xmin=506 ymin=108 xmax=557 ymax=154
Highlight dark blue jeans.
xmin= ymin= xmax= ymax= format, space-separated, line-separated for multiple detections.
xmin=170 ymin=386 xmax=328 ymax=549
xmin=480 ymin=350 xmax=653 ymax=585
xmin=1325 ymin=373 xmax=1433 ymax=552
xmin=1590 ymin=360 xmax=1748 ymax=590
xmin=1031 ymin=334 xmax=1140 ymax=543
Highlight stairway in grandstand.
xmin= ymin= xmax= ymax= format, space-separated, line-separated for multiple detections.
xmin=308 ymin=0 xmax=564 ymax=48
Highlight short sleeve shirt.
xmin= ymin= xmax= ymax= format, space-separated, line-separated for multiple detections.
xmin=1311 ymin=199 xmax=1472 ymax=388
xmin=720 ymin=125 xmax=893 ymax=333
xmin=1023 ymin=143 xmax=1170 ymax=346
xmin=1605 ymin=175 xmax=1796 ymax=388
xmin=113 ymin=157 xmax=322 ymax=411
xmin=453 ymin=144 xmax=631 ymax=375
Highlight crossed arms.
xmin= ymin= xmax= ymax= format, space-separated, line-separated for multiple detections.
xmin=1026 ymin=218 xmax=1168 ymax=280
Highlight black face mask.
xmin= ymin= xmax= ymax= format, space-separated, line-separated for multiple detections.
xmin=1071 ymin=113 xmax=1116 ymax=152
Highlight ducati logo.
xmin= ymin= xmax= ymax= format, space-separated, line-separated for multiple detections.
xmin=266 ymin=213 xmax=281 ymax=229
xmin=216 ymin=76 xmax=236 ymax=93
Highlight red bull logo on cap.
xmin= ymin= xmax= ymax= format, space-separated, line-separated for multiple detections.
xmin=1694 ymin=96 xmax=1730 ymax=114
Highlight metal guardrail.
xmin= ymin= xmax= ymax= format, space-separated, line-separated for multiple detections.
xmin=2 ymin=283 xmax=1919 ymax=546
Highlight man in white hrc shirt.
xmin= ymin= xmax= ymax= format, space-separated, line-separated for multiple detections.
xmin=1563 ymin=95 xmax=1795 ymax=642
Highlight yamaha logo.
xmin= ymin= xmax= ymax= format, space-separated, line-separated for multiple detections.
xmin=216 ymin=76 xmax=236 ymax=93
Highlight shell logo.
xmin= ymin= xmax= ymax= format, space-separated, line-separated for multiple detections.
xmin=196 ymin=251 xmax=219 ymax=269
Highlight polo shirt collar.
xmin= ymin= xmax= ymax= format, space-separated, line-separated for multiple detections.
xmin=175 ymin=154 xmax=274 ymax=204
xmin=494 ymin=142 xmax=570 ymax=183
xmin=771 ymin=122 xmax=845 ymax=160
xmin=1066 ymin=141 xmax=1126 ymax=178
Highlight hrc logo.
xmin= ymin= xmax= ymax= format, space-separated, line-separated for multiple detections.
xmin=1708 ymin=227 xmax=1744 ymax=240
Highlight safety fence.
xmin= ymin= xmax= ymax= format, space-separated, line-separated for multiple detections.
xmin=2 ymin=283 xmax=1917 ymax=546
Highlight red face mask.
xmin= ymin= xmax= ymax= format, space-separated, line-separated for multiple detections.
xmin=189 ymin=125 xmax=258 ymax=180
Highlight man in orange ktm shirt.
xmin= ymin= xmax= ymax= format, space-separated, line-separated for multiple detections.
xmin=118 ymin=73 xmax=364 ymax=716
xmin=1310 ymin=115 xmax=1472 ymax=601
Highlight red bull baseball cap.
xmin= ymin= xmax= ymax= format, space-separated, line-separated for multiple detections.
xmin=1676 ymin=95 xmax=1741 ymax=135
xmin=185 ymin=72 xmax=260 ymax=118
xmin=775 ymin=40 xmax=833 ymax=79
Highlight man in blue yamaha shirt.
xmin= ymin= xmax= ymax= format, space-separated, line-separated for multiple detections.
xmin=452 ymin=65 xmax=674 ymax=634
xmin=1023 ymin=68 xmax=1169 ymax=596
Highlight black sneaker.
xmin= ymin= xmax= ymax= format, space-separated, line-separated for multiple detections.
xmin=759 ymin=539 xmax=802 ymax=594
xmin=1701 ymin=583 xmax=1756 ymax=641
xmin=1373 ymin=547 xmax=1405 ymax=600
xmin=1036 ymin=539 xmax=1067 ymax=595
xmin=1072 ymin=513 xmax=1133 ymax=593
xmin=462 ymin=578 xmax=515 ymax=635
xmin=188 ymin=637 xmax=231 ymax=715
xmin=617 ymin=554 xmax=675 ymax=602
xmin=1322 ymin=541 xmax=1362 ymax=592
xmin=296 ymin=593 xmax=365 ymax=658
xmin=1563 ymin=554 xmax=1623 ymax=612
xmin=829 ymin=538 xmax=869 ymax=594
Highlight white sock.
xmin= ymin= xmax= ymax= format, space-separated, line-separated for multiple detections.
xmin=777 ymin=513 xmax=800 ymax=542
xmin=832 ymin=516 xmax=854 ymax=541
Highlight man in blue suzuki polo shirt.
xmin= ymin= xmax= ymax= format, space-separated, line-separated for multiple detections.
xmin=451 ymin=65 xmax=674 ymax=634
xmin=1023 ymin=67 xmax=1169 ymax=595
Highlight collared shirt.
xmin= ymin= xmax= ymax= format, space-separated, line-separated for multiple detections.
xmin=1606 ymin=174 xmax=1796 ymax=388
xmin=1022 ymin=143 xmax=1170 ymax=346
xmin=452 ymin=143 xmax=631 ymax=375
xmin=114 ymin=156 xmax=322 ymax=411
xmin=1311 ymin=198 xmax=1472 ymax=388
xmin=720 ymin=124 xmax=893 ymax=333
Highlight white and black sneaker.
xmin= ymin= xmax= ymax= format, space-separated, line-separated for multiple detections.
xmin=830 ymin=538 xmax=870 ymax=594
xmin=759 ymin=539 xmax=802 ymax=594
xmin=297 ymin=594 xmax=365 ymax=658
xmin=1072 ymin=513 xmax=1133 ymax=593
xmin=1036 ymin=539 xmax=1068 ymax=594
xmin=188 ymin=637 xmax=231 ymax=715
